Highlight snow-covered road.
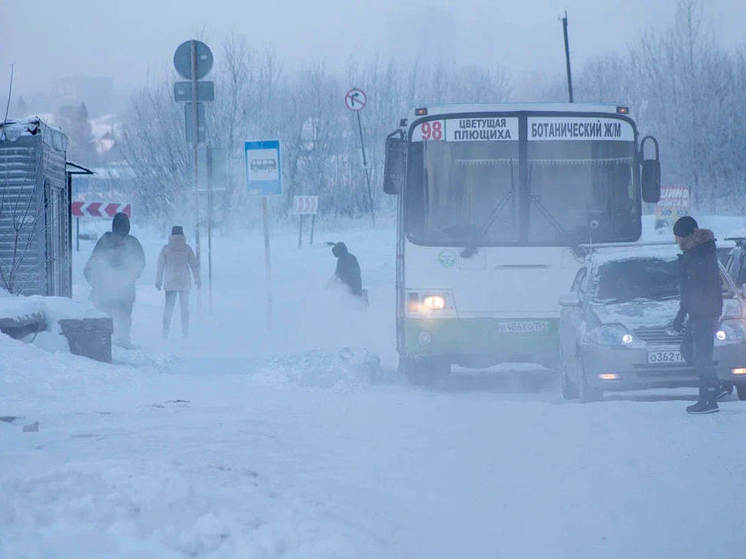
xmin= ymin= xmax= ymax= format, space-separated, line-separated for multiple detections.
xmin=2 ymin=218 xmax=746 ymax=557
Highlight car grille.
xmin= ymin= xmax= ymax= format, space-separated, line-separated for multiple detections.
xmin=634 ymin=327 xmax=683 ymax=345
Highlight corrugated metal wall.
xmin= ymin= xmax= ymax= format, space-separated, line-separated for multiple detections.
xmin=0 ymin=135 xmax=45 ymax=295
xmin=0 ymin=125 xmax=70 ymax=296
xmin=43 ymin=138 xmax=70 ymax=296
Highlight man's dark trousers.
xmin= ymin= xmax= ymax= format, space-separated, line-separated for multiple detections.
xmin=689 ymin=318 xmax=719 ymax=402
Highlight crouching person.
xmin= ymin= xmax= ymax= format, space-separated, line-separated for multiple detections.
xmin=156 ymin=226 xmax=200 ymax=338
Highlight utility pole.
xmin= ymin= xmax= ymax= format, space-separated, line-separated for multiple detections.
xmin=562 ymin=11 xmax=574 ymax=103
xmin=190 ymin=40 xmax=202 ymax=309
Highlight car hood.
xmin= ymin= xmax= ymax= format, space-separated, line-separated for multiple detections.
xmin=591 ymin=299 xmax=680 ymax=330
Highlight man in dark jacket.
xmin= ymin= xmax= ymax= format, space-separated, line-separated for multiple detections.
xmin=672 ymin=216 xmax=723 ymax=414
xmin=84 ymin=212 xmax=145 ymax=348
xmin=331 ymin=242 xmax=363 ymax=297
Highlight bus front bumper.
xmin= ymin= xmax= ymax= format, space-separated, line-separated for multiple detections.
xmin=402 ymin=317 xmax=559 ymax=367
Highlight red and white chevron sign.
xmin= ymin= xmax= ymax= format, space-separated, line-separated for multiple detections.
xmin=72 ymin=202 xmax=132 ymax=219
xmin=291 ymin=195 xmax=318 ymax=215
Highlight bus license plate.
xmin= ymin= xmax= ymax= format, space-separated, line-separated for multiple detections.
xmin=497 ymin=320 xmax=549 ymax=334
xmin=647 ymin=351 xmax=684 ymax=364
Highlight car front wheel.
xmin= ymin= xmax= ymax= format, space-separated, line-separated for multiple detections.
xmin=560 ymin=355 xmax=578 ymax=400
xmin=578 ymin=356 xmax=603 ymax=403
xmin=736 ymin=383 xmax=746 ymax=401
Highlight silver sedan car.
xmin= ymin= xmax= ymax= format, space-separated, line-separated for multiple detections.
xmin=559 ymin=244 xmax=746 ymax=402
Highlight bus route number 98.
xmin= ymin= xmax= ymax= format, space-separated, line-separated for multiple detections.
xmin=420 ymin=121 xmax=443 ymax=141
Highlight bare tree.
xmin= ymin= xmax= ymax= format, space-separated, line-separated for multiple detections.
xmin=0 ymin=159 xmax=45 ymax=294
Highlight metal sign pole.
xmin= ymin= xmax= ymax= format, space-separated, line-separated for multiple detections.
xmin=207 ymin=146 xmax=214 ymax=311
xmin=562 ymin=11 xmax=574 ymax=103
xmin=190 ymin=40 xmax=202 ymax=311
xmin=310 ymin=214 xmax=316 ymax=245
xmin=262 ymin=196 xmax=272 ymax=330
xmin=355 ymin=110 xmax=375 ymax=227
xmin=297 ymin=215 xmax=304 ymax=249
xmin=76 ymin=218 xmax=80 ymax=252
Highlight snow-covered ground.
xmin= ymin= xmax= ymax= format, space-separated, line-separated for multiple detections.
xmin=2 ymin=215 xmax=746 ymax=558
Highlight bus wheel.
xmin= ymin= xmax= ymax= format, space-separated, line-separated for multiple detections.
xmin=400 ymin=357 xmax=450 ymax=386
xmin=578 ymin=356 xmax=602 ymax=403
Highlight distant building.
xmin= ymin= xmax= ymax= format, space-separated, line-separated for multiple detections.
xmin=51 ymin=76 xmax=114 ymax=117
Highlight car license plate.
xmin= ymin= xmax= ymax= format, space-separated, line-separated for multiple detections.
xmin=647 ymin=350 xmax=685 ymax=364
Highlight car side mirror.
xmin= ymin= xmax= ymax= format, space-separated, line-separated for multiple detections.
xmin=640 ymin=136 xmax=661 ymax=203
xmin=383 ymin=131 xmax=407 ymax=195
xmin=559 ymin=293 xmax=581 ymax=307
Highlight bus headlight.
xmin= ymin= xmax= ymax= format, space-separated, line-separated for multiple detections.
xmin=422 ymin=295 xmax=446 ymax=310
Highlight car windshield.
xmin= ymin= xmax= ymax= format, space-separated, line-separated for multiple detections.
xmin=594 ymin=257 xmax=679 ymax=302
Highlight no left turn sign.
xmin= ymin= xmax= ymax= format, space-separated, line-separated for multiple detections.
xmin=344 ymin=88 xmax=367 ymax=111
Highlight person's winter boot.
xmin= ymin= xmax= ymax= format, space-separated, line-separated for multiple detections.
xmin=686 ymin=400 xmax=720 ymax=414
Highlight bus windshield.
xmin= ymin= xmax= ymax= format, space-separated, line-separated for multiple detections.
xmin=405 ymin=115 xmax=640 ymax=246
xmin=407 ymin=140 xmax=519 ymax=244
xmin=527 ymin=140 xmax=638 ymax=244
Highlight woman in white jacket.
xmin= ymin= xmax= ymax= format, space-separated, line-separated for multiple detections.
xmin=156 ymin=226 xmax=200 ymax=337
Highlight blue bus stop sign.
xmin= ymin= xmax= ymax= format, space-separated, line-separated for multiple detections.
xmin=245 ymin=140 xmax=282 ymax=195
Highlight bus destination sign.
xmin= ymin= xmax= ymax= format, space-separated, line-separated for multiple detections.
xmin=412 ymin=117 xmax=518 ymax=142
xmin=528 ymin=117 xmax=634 ymax=141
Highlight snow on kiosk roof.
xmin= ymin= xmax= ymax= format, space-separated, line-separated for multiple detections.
xmin=0 ymin=116 xmax=68 ymax=151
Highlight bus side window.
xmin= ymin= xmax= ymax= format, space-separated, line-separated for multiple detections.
xmin=571 ymin=268 xmax=587 ymax=294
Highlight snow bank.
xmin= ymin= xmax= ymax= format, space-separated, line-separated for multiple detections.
xmin=0 ymin=458 xmax=370 ymax=558
xmin=0 ymin=288 xmax=106 ymax=353
xmin=0 ymin=288 xmax=105 ymax=324
xmin=0 ymin=327 xmax=141 ymax=415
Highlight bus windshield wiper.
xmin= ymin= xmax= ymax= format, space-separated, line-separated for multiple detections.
xmin=461 ymin=160 xmax=515 ymax=258
xmin=529 ymin=194 xmax=567 ymax=237
xmin=461 ymin=191 xmax=512 ymax=257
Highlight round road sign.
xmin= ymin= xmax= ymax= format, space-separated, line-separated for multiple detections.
xmin=173 ymin=40 xmax=214 ymax=80
xmin=344 ymin=88 xmax=367 ymax=111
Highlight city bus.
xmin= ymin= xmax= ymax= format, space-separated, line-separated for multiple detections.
xmin=382 ymin=103 xmax=661 ymax=383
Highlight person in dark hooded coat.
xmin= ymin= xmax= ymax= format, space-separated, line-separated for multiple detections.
xmin=672 ymin=216 xmax=723 ymax=414
xmin=84 ymin=212 xmax=145 ymax=347
xmin=331 ymin=242 xmax=362 ymax=297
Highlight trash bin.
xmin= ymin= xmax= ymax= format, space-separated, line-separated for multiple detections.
xmin=58 ymin=317 xmax=113 ymax=363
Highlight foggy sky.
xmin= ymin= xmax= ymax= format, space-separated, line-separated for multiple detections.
xmin=1 ymin=0 xmax=745 ymax=110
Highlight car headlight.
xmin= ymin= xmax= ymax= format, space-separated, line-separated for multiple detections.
xmin=588 ymin=324 xmax=637 ymax=347
xmin=717 ymin=320 xmax=746 ymax=342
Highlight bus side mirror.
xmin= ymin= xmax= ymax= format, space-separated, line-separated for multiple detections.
xmin=383 ymin=131 xmax=407 ymax=195
xmin=641 ymin=160 xmax=661 ymax=203
xmin=640 ymin=135 xmax=661 ymax=203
